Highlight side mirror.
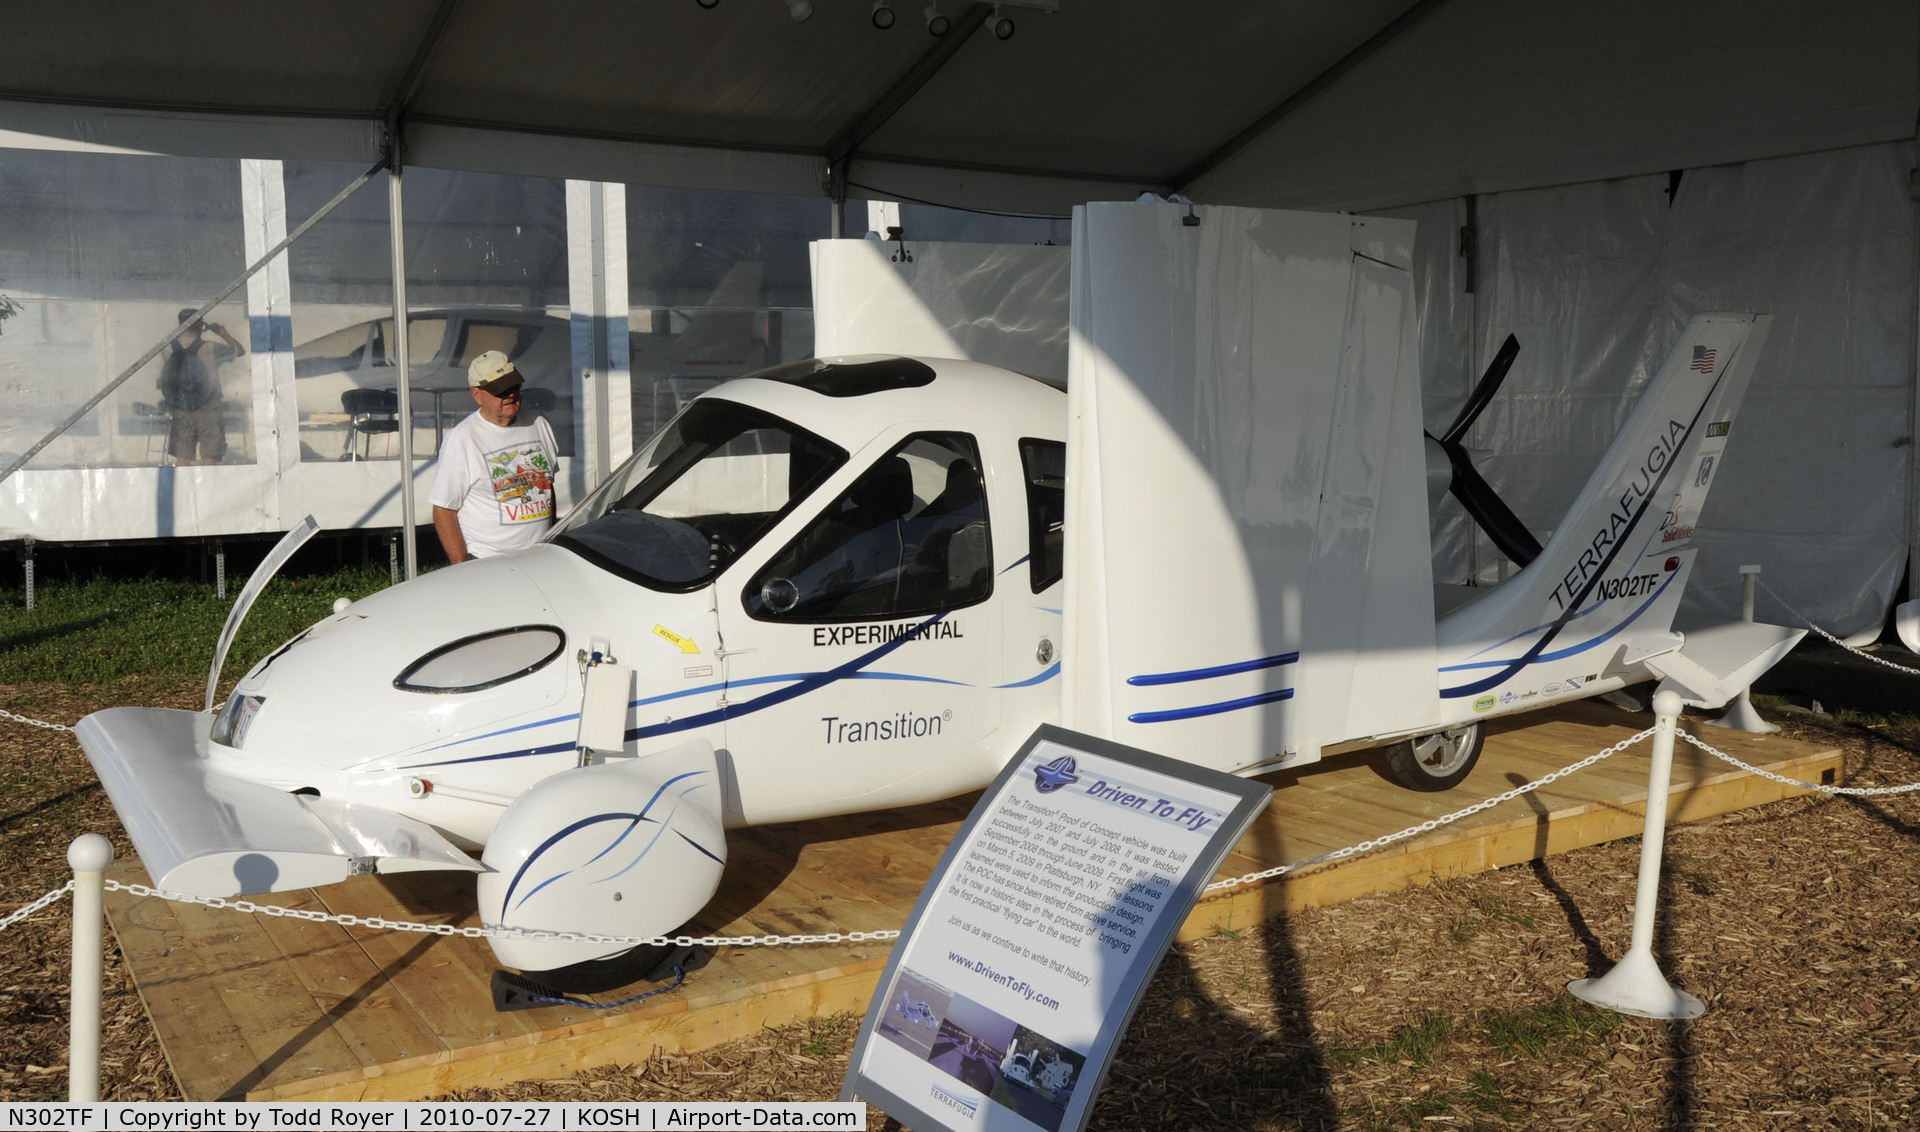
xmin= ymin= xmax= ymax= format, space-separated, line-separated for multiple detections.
xmin=760 ymin=578 xmax=799 ymax=614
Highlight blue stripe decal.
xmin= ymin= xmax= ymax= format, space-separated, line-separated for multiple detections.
xmin=1439 ymin=571 xmax=1676 ymax=673
xmin=502 ymin=770 xmax=707 ymax=914
xmin=1129 ymin=687 xmax=1294 ymax=725
xmin=998 ymin=554 xmax=1031 ymax=576
xmin=626 ymin=612 xmax=952 ymax=743
xmin=407 ymin=740 xmax=576 ymax=769
xmin=1439 ymin=366 xmax=1726 ymax=700
xmin=410 ymin=616 xmax=959 ymax=767
xmin=423 ymin=710 xmax=583 ymax=752
xmin=500 ymin=811 xmax=641 ymax=915
xmin=997 ymin=662 xmax=1061 ymax=689
xmin=1128 ymin=652 xmax=1299 ymax=687
xmin=849 ymin=671 xmax=969 ymax=686
xmin=676 ymin=829 xmax=724 ymax=864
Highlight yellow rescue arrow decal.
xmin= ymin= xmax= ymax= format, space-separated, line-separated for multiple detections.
xmin=653 ymin=625 xmax=700 ymax=654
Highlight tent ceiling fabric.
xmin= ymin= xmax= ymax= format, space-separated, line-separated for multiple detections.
xmin=0 ymin=0 xmax=1418 ymax=209
xmin=0 ymin=1 xmax=1912 ymax=211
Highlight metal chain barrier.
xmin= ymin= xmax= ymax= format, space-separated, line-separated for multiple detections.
xmin=10 ymin=719 xmax=1916 ymax=949
xmin=0 ymin=708 xmax=74 ymax=733
xmin=1680 ymin=729 xmax=1920 ymax=797
xmin=1756 ymin=577 xmax=1920 ymax=677
xmin=1204 ymin=726 xmax=1658 ymax=891
xmin=0 ymin=879 xmax=75 ymax=931
xmin=0 ymin=735 xmax=1660 ymax=947
xmin=99 ymin=879 xmax=903 ymax=949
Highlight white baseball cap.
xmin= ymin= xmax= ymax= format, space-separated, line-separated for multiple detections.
xmin=468 ymin=349 xmax=524 ymax=394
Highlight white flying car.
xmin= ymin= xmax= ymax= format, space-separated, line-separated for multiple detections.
xmin=78 ymin=309 xmax=1801 ymax=992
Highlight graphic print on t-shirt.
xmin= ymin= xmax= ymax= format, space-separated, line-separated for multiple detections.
xmin=486 ymin=443 xmax=555 ymax=525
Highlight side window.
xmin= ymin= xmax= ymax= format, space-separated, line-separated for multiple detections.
xmin=749 ymin=433 xmax=992 ymax=621
xmin=1019 ymin=439 xmax=1065 ymax=593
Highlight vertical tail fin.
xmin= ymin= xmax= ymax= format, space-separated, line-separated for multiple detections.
xmin=1436 ymin=312 xmax=1771 ymax=700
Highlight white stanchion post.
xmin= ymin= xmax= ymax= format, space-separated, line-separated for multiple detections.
xmin=67 ymin=833 xmax=113 ymax=1102
xmin=1708 ymin=564 xmax=1781 ymax=734
xmin=1569 ymin=690 xmax=1705 ymax=1019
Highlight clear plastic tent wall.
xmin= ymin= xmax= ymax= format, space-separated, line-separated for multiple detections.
xmin=1378 ymin=142 xmax=1915 ymax=637
xmin=0 ymin=146 xmax=841 ymax=541
xmin=0 ymin=150 xmax=251 ymax=473
xmin=625 ymin=186 xmax=828 ymax=440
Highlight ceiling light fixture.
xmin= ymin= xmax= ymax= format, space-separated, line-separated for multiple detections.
xmin=871 ymin=1 xmax=896 ymax=29
xmin=787 ymin=0 xmax=813 ymax=20
xmin=989 ymin=5 xmax=1015 ymax=39
xmin=924 ymin=3 xmax=951 ymax=35
xmin=696 ymin=0 xmax=720 ymax=9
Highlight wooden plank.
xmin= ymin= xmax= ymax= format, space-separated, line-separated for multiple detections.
xmin=108 ymin=707 xmax=1843 ymax=1100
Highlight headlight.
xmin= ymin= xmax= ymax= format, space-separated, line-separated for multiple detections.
xmin=394 ymin=626 xmax=567 ymax=694
xmin=211 ymin=693 xmax=264 ymax=748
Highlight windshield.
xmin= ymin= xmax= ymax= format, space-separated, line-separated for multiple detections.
xmin=552 ymin=398 xmax=846 ymax=591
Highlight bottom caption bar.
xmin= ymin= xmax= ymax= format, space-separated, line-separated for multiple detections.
xmin=2 ymin=1102 xmax=866 ymax=1131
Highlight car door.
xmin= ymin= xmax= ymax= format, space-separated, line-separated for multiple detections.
xmin=717 ymin=430 xmax=1003 ymax=826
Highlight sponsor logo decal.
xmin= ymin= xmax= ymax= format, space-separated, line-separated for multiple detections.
xmin=1034 ymin=755 xmax=1080 ymax=793
xmin=820 ymin=709 xmax=951 ymax=744
xmin=1548 ymin=419 xmax=1688 ymax=611
xmin=1566 ymin=675 xmax=1583 ymax=690
xmin=1694 ymin=454 xmax=1715 ymax=487
xmin=1500 ymin=690 xmax=1518 ymax=706
xmin=813 ymin=620 xmax=965 ymax=646
xmin=1662 ymin=525 xmax=1694 ymax=544
xmin=1543 ymin=681 xmax=1565 ymax=695
xmin=1706 ymin=421 xmax=1730 ymax=438
xmin=1473 ymin=695 xmax=1496 ymax=713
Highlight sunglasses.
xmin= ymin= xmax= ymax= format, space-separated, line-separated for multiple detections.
xmin=483 ymin=385 xmax=523 ymax=400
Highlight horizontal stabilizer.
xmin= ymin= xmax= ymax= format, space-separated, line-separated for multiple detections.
xmin=1644 ymin=619 xmax=1806 ymax=709
xmin=77 ymin=707 xmax=481 ymax=898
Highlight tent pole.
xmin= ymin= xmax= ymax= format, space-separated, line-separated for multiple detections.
xmin=0 ymin=161 xmax=381 ymax=489
xmin=1906 ymin=157 xmax=1920 ymax=606
xmin=389 ymin=158 xmax=419 ymax=581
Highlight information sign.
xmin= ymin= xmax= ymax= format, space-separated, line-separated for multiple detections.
xmin=841 ymin=725 xmax=1271 ymax=1132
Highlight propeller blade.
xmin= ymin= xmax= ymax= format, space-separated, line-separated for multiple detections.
xmin=1439 ymin=333 xmax=1520 ymax=446
xmin=1446 ymin=452 xmax=1543 ymax=568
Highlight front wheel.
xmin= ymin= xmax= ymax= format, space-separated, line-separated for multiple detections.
xmin=1384 ymin=722 xmax=1484 ymax=791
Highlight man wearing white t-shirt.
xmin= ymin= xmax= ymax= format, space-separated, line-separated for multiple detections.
xmin=430 ymin=350 xmax=559 ymax=563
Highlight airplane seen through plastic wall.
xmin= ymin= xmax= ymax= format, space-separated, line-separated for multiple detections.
xmin=77 ymin=217 xmax=1803 ymax=995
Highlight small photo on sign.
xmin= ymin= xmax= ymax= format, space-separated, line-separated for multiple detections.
xmin=926 ymin=994 xmax=1019 ymax=1099
xmin=991 ymin=1023 xmax=1088 ymax=1132
xmin=877 ymin=969 xmax=952 ymax=1058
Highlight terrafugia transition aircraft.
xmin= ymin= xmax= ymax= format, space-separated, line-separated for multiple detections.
xmin=77 ymin=203 xmax=1802 ymax=993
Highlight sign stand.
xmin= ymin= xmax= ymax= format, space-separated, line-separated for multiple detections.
xmin=841 ymin=725 xmax=1271 ymax=1132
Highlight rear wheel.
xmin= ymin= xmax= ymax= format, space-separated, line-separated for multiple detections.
xmin=1384 ymin=722 xmax=1484 ymax=791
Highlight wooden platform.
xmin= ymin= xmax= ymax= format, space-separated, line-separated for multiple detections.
xmin=105 ymin=704 xmax=1842 ymax=1101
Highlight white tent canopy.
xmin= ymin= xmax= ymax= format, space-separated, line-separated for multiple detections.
xmin=0 ymin=0 xmax=1910 ymax=212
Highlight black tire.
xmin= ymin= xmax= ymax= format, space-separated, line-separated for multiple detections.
xmin=1384 ymin=722 xmax=1484 ymax=791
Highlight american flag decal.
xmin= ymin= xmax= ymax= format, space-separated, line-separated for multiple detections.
xmin=1689 ymin=345 xmax=1716 ymax=373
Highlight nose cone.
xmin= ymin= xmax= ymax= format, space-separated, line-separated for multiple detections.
xmin=233 ymin=554 xmax=573 ymax=774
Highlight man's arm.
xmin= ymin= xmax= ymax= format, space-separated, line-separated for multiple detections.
xmin=433 ymin=505 xmax=469 ymax=564
xmin=208 ymin=323 xmax=247 ymax=359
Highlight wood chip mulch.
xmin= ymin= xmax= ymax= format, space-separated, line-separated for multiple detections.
xmin=3 ymin=679 xmax=1917 ymax=1128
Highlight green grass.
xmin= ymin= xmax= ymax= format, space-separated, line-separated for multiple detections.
xmin=0 ymin=566 xmax=399 ymax=687
xmin=1467 ymin=892 xmax=1539 ymax=932
xmin=796 ymin=1016 xmax=845 ymax=1058
xmin=1480 ymin=994 xmax=1622 ymax=1058
xmin=1329 ymin=1014 xmax=1454 ymax=1067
